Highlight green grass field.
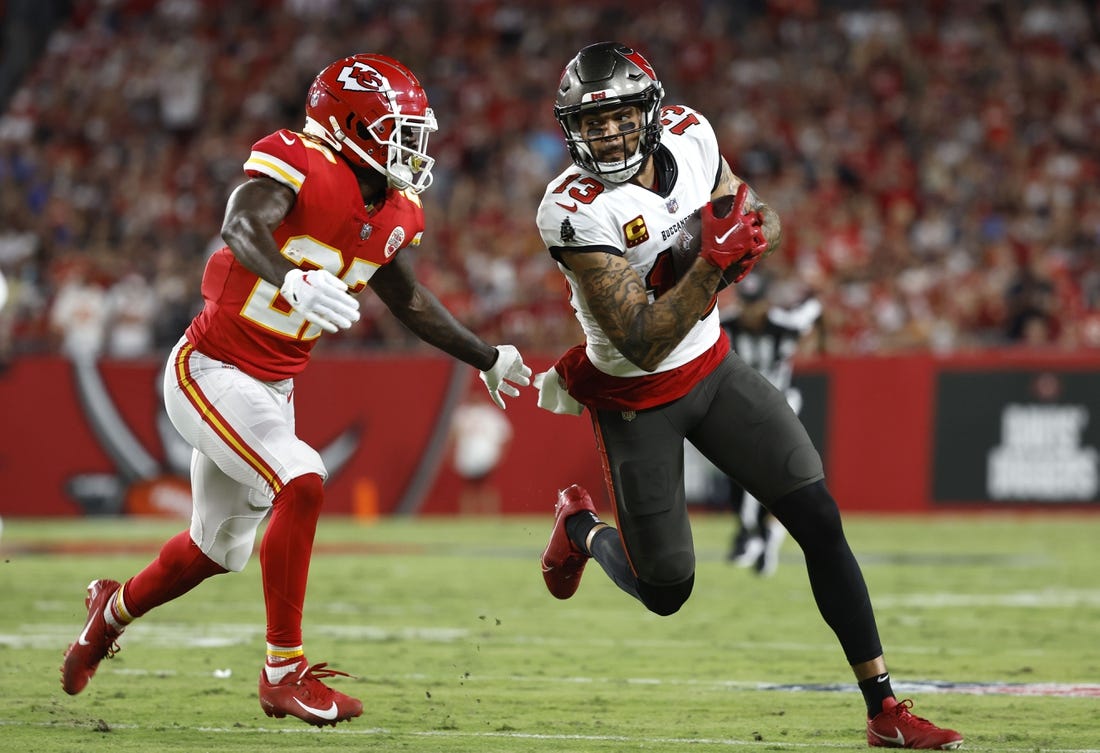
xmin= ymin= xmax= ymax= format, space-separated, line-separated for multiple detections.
xmin=1 ymin=511 xmax=1097 ymax=752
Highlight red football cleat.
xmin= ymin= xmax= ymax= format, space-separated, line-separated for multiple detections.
xmin=867 ymin=698 xmax=963 ymax=749
xmin=259 ymin=659 xmax=363 ymax=727
xmin=540 ymin=484 xmax=597 ymax=600
xmin=61 ymin=579 xmax=124 ymax=695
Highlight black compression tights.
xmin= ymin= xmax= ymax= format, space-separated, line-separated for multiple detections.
xmin=769 ymin=480 xmax=884 ymax=665
xmin=586 ymin=527 xmax=694 ymax=616
xmin=587 ymin=526 xmax=642 ymax=601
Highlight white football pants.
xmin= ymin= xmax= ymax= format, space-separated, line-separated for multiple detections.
xmin=162 ymin=338 xmax=326 ymax=571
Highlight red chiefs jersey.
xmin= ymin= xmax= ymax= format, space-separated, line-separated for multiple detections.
xmin=185 ymin=129 xmax=425 ymax=381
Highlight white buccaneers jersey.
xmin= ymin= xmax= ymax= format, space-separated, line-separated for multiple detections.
xmin=536 ymin=105 xmax=723 ymax=379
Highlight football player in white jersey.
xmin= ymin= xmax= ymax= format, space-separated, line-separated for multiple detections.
xmin=533 ymin=42 xmax=962 ymax=750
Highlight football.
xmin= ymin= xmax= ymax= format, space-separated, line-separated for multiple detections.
xmin=672 ymin=193 xmax=741 ymax=290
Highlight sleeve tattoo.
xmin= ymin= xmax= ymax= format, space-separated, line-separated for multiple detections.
xmin=573 ymin=252 xmax=721 ymax=372
xmin=718 ymin=162 xmax=782 ymax=256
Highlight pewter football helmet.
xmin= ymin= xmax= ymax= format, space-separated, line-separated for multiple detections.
xmin=554 ymin=42 xmax=665 ymax=183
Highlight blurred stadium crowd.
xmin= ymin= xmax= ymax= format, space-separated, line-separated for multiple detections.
xmin=1 ymin=0 xmax=1098 ymax=365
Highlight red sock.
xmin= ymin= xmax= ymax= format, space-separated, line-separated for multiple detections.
xmin=123 ymin=530 xmax=229 ymax=618
xmin=260 ymin=473 xmax=324 ymax=648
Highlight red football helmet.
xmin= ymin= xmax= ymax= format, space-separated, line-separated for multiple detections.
xmin=304 ymin=53 xmax=437 ymax=193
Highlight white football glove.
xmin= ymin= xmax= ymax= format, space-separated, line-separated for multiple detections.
xmin=534 ymin=368 xmax=584 ymax=416
xmin=479 ymin=344 xmax=532 ymax=410
xmin=280 ymin=268 xmax=360 ymax=333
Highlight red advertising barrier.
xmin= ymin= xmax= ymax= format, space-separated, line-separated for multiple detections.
xmin=814 ymin=354 xmax=937 ymax=513
xmin=0 ymin=354 xmax=604 ymax=519
xmin=2 ymin=350 xmax=1098 ymax=518
xmin=804 ymin=350 xmax=1100 ymax=512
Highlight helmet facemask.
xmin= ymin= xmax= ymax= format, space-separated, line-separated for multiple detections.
xmin=305 ymin=108 xmax=437 ymax=193
xmin=560 ymin=95 xmax=662 ymax=183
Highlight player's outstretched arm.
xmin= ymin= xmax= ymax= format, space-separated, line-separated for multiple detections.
xmin=369 ymin=254 xmax=495 ymax=366
xmin=369 ymin=254 xmax=531 ymax=407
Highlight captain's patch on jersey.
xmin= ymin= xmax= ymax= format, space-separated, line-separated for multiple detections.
xmin=623 ymin=215 xmax=649 ymax=248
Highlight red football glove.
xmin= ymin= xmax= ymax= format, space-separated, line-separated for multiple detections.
xmin=699 ymin=183 xmax=768 ymax=283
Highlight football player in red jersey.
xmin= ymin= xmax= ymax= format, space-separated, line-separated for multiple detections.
xmin=534 ymin=42 xmax=962 ymax=750
xmin=61 ymin=53 xmax=531 ymax=727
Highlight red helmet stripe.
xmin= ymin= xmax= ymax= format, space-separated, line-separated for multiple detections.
xmin=622 ymin=49 xmax=656 ymax=80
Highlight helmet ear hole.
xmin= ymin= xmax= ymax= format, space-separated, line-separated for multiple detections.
xmin=355 ymin=121 xmax=372 ymax=142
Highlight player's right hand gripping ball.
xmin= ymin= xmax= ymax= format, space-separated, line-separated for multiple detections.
xmin=675 ymin=183 xmax=768 ymax=289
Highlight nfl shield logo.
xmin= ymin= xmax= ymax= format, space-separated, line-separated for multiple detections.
xmin=665 ymin=198 xmax=679 ymax=214
xmin=360 ymin=224 xmax=373 ymax=240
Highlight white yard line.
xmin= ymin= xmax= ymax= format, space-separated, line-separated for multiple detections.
xmin=874 ymin=589 xmax=1100 ymax=608
xmin=29 ymin=662 xmax=1100 ymax=699
xmin=1 ymin=719 xmax=1098 ymax=753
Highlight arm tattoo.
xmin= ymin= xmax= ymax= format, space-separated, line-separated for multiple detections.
xmin=727 ymin=172 xmax=782 ymax=257
xmin=565 ymin=156 xmax=784 ymax=372
xmin=756 ymin=203 xmax=783 ymax=256
xmin=573 ymin=253 xmax=722 ymax=372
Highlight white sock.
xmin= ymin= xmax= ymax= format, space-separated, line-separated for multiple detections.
xmin=102 ymin=590 xmax=130 ymax=632
xmin=264 ymin=645 xmax=304 ymax=684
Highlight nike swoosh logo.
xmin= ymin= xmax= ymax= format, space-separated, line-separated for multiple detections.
xmin=76 ymin=617 xmax=95 ymax=646
xmin=279 ymin=131 xmax=296 ymax=146
xmin=714 ymin=223 xmax=743 ymax=245
xmin=869 ymin=727 xmax=905 ymax=746
xmin=556 ymin=202 xmax=579 ymax=213
xmin=293 ymin=698 xmax=339 ymax=720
